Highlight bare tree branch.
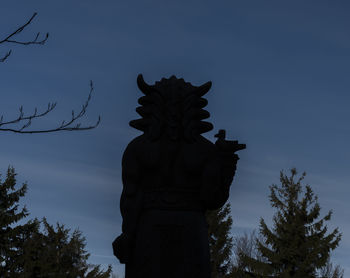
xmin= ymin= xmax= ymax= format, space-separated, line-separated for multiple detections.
xmin=0 ymin=50 xmax=11 ymax=62
xmin=0 ymin=12 xmax=49 ymax=62
xmin=0 ymin=13 xmax=100 ymax=134
xmin=0 ymin=81 xmax=101 ymax=134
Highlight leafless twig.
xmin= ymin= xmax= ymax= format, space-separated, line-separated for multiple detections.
xmin=0 ymin=12 xmax=49 ymax=62
xmin=0 ymin=81 xmax=101 ymax=134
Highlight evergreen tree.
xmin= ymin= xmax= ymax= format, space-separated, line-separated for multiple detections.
xmin=206 ymin=203 xmax=234 ymax=278
xmin=241 ymin=168 xmax=341 ymax=278
xmin=20 ymin=218 xmax=112 ymax=277
xmin=0 ymin=166 xmax=37 ymax=276
xmin=0 ymin=167 xmax=112 ymax=277
xmin=231 ymin=232 xmax=344 ymax=278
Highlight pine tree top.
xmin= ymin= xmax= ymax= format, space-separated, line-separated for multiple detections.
xmin=0 ymin=167 xmax=29 ymax=227
xmin=241 ymin=168 xmax=342 ymax=277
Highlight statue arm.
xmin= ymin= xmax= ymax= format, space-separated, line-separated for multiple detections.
xmin=120 ymin=146 xmax=142 ymax=238
xmin=200 ymin=151 xmax=238 ymax=210
xmin=113 ymin=143 xmax=142 ymax=263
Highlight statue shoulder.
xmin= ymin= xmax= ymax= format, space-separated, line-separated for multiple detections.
xmin=122 ymin=135 xmax=147 ymax=162
xmin=124 ymin=135 xmax=147 ymax=151
xmin=181 ymin=136 xmax=218 ymax=167
xmin=196 ymin=135 xmax=217 ymax=153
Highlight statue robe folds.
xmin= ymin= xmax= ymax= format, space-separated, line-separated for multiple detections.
xmin=112 ymin=75 xmax=244 ymax=278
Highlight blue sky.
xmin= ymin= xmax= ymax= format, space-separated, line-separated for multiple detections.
xmin=1 ymin=1 xmax=350 ymax=276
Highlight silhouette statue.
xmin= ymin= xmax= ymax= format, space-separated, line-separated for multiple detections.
xmin=113 ymin=74 xmax=245 ymax=278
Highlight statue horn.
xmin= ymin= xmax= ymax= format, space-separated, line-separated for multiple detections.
xmin=137 ymin=74 xmax=152 ymax=95
xmin=194 ymin=81 xmax=212 ymax=97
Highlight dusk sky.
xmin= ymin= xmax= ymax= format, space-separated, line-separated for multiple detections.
xmin=1 ymin=1 xmax=350 ymax=276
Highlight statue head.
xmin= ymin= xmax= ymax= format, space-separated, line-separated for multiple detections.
xmin=130 ymin=74 xmax=213 ymax=142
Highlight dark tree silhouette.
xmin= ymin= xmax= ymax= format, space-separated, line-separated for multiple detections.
xmin=206 ymin=203 xmax=234 ymax=278
xmin=0 ymin=167 xmax=112 ymax=277
xmin=0 ymin=12 xmax=100 ymax=133
xmin=0 ymin=167 xmax=37 ymax=276
xmin=240 ymin=169 xmax=342 ymax=278
xmin=231 ymin=231 xmax=344 ymax=278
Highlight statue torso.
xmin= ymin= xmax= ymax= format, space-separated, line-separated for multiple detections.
xmin=129 ymin=135 xmax=214 ymax=191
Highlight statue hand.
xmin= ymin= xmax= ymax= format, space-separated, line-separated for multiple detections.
xmin=214 ymin=129 xmax=245 ymax=156
xmin=112 ymin=233 xmax=132 ymax=264
xmin=214 ymin=130 xmax=240 ymax=187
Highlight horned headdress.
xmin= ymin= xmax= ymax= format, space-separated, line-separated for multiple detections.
xmin=130 ymin=74 xmax=213 ymax=142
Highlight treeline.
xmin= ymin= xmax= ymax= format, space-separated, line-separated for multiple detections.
xmin=206 ymin=168 xmax=344 ymax=278
xmin=1 ymin=166 xmax=344 ymax=277
xmin=0 ymin=167 xmax=113 ymax=278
